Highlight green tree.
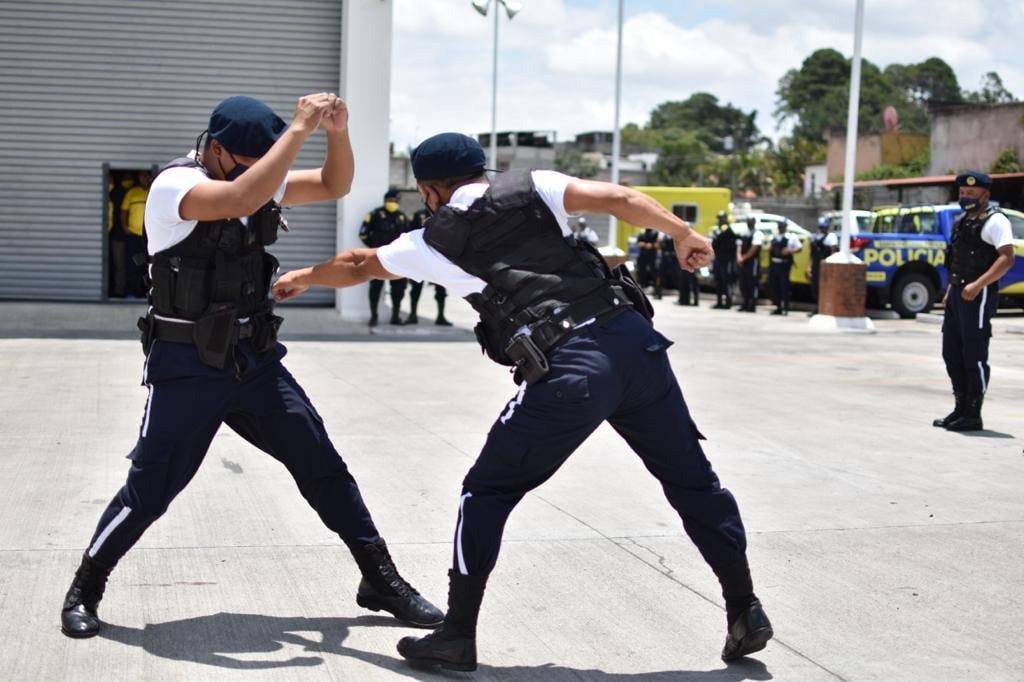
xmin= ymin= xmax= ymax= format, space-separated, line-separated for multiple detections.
xmin=768 ymin=137 xmax=827 ymax=195
xmin=965 ymin=72 xmax=1015 ymax=103
xmin=989 ymin=148 xmax=1024 ymax=174
xmin=649 ymin=131 xmax=709 ymax=186
xmin=647 ymin=92 xmax=760 ymax=154
xmin=554 ymin=150 xmax=599 ymax=179
xmin=885 ymin=57 xmax=963 ymax=106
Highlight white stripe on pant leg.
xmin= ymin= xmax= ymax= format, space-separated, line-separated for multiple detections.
xmin=977 ymin=361 xmax=987 ymax=394
xmin=87 ymin=506 xmax=132 ymax=558
xmin=500 ymin=381 xmax=528 ymax=425
xmin=978 ymin=286 xmax=987 ymax=330
xmin=455 ymin=492 xmax=473 ymax=575
xmin=141 ymin=385 xmax=154 ymax=438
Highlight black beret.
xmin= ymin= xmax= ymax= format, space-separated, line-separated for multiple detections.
xmin=411 ymin=133 xmax=487 ymax=180
xmin=209 ymin=96 xmax=286 ymax=158
xmin=955 ymin=171 xmax=992 ymax=189
xmin=384 ymin=187 xmax=400 ymax=200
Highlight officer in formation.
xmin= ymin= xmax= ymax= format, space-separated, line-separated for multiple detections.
xmin=572 ymin=215 xmax=600 ymax=245
xmin=711 ymin=211 xmax=737 ymax=309
xmin=933 ymin=171 xmax=1015 ymax=432
xmin=653 ymin=232 xmax=679 ymax=299
xmin=59 ymin=94 xmax=442 ymax=639
xmin=635 ymin=226 xmax=659 ymax=289
xmin=736 ymin=216 xmax=763 ymax=312
xmin=360 ymin=188 xmax=409 ymax=325
xmin=273 ymin=132 xmax=773 ymax=672
xmin=406 ymin=207 xmax=453 ymax=325
xmin=807 ymin=217 xmax=838 ymax=314
xmin=767 ymin=219 xmax=802 ymax=315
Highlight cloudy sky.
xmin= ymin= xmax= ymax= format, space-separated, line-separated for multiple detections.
xmin=389 ymin=0 xmax=1023 ymax=152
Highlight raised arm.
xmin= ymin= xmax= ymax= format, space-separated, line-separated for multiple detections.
xmin=281 ymin=98 xmax=354 ymax=206
xmin=563 ymin=179 xmax=713 ymax=271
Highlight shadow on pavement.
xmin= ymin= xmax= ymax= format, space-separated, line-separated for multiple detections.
xmin=955 ymin=429 xmax=1015 ymax=439
xmin=99 ymin=611 xmax=773 ymax=680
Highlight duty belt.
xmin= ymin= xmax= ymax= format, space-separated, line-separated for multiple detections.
xmin=149 ymin=316 xmax=254 ymax=345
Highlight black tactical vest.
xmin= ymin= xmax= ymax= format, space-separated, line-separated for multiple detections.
xmin=422 ymin=170 xmax=647 ymax=371
xmin=146 ymin=158 xmax=282 ymax=321
xmin=770 ymin=234 xmax=792 ymax=264
xmin=947 ymin=208 xmax=1001 ymax=286
xmin=810 ymin=233 xmax=832 ymax=263
xmin=739 ymin=231 xmax=759 ymax=271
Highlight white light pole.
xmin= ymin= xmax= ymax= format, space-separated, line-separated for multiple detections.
xmin=471 ymin=0 xmax=522 ymax=169
xmin=839 ymin=0 xmax=865 ymax=259
xmin=609 ymin=0 xmax=624 ymax=250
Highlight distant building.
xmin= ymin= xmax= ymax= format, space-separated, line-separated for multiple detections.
xmin=929 ymin=101 xmax=1024 ymax=175
xmin=824 ymin=130 xmax=930 ymax=182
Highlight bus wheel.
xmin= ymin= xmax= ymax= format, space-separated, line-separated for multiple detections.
xmin=891 ymin=272 xmax=935 ymax=319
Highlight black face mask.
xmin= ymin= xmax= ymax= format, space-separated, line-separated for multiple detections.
xmin=221 ymin=150 xmax=249 ymax=181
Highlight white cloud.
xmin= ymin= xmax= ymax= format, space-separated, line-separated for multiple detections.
xmin=389 ymin=0 xmax=1024 ymax=151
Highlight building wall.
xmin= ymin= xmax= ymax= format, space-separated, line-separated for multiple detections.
xmin=929 ymin=102 xmax=1024 ymax=175
xmin=0 ymin=0 xmax=343 ymax=303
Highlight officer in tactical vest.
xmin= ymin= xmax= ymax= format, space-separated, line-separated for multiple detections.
xmin=807 ymin=217 xmax=838 ymax=314
xmin=360 ymin=188 xmax=409 ymax=325
xmin=654 ymin=233 xmax=679 ymax=299
xmin=273 ymin=132 xmax=773 ymax=672
xmin=59 ymin=94 xmax=442 ymax=640
xmin=635 ymin=226 xmax=659 ymax=290
xmin=711 ymin=211 xmax=737 ymax=309
xmin=406 ymin=207 xmax=453 ymax=326
xmin=933 ymin=171 xmax=1015 ymax=432
xmin=767 ymin=219 xmax=801 ymax=315
xmin=736 ymin=216 xmax=763 ymax=312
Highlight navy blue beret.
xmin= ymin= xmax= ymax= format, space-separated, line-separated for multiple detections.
xmin=208 ymin=96 xmax=286 ymax=158
xmin=955 ymin=171 xmax=992 ymax=189
xmin=384 ymin=187 xmax=400 ymax=200
xmin=411 ymin=133 xmax=487 ymax=180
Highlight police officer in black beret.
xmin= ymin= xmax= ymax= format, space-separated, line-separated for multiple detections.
xmin=934 ymin=171 xmax=1015 ymax=431
xmin=59 ymin=94 xmax=443 ymax=639
xmin=736 ymin=216 xmax=763 ymax=312
xmin=274 ymin=132 xmax=773 ymax=671
xmin=360 ymin=188 xmax=410 ymax=325
xmin=767 ymin=219 xmax=801 ymax=315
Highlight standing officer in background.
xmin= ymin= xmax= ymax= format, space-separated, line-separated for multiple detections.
xmin=635 ymin=226 xmax=659 ymax=290
xmin=933 ymin=171 xmax=1015 ymax=431
xmin=736 ymin=216 xmax=763 ymax=312
xmin=653 ymin=232 xmax=679 ymax=299
xmin=360 ymin=188 xmax=409 ymax=325
xmin=572 ymin=216 xmax=600 ymax=246
xmin=59 ymin=94 xmax=442 ymax=639
xmin=121 ymin=169 xmax=152 ymax=298
xmin=711 ymin=211 xmax=737 ymax=309
xmin=767 ymin=219 xmax=801 ymax=315
xmin=807 ymin=217 xmax=838 ymax=314
xmin=273 ymin=132 xmax=773 ymax=672
xmin=406 ymin=206 xmax=453 ymax=326
xmin=676 ymin=239 xmax=701 ymax=306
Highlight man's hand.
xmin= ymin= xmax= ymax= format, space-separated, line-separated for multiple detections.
xmin=272 ymin=268 xmax=312 ymax=302
xmin=320 ymin=95 xmax=349 ymax=134
xmin=961 ymin=281 xmax=982 ymax=301
xmin=291 ymin=93 xmax=335 ymax=135
xmin=674 ymin=231 xmax=714 ymax=272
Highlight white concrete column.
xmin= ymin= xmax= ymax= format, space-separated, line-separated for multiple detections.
xmin=337 ymin=0 xmax=393 ymax=321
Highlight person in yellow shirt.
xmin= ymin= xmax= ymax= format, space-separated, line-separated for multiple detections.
xmin=120 ymin=170 xmax=151 ymax=297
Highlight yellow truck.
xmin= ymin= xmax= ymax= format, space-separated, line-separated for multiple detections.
xmin=616 ymin=186 xmax=732 ymax=251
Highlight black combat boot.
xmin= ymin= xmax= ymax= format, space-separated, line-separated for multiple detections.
xmin=369 ymin=310 xmax=379 ymax=327
xmin=352 ymin=539 xmax=443 ymax=627
xmin=715 ymin=559 xmax=772 ymax=661
xmin=945 ymin=394 xmax=984 ymax=432
xmin=933 ymin=392 xmax=964 ymax=427
xmin=397 ymin=570 xmax=488 ymax=672
xmin=61 ymin=553 xmax=115 ymax=638
xmin=405 ymin=312 xmax=419 ymax=325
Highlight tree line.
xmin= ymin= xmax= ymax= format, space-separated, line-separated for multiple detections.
xmin=557 ymin=49 xmax=1019 ymax=194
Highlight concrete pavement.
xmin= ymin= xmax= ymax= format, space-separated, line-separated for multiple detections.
xmin=0 ymin=297 xmax=1021 ymax=680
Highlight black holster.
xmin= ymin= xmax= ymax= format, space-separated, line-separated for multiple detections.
xmin=137 ymin=315 xmax=155 ymax=354
xmin=251 ymin=313 xmax=283 ymax=353
xmin=193 ymin=303 xmax=237 ymax=369
xmin=611 ymin=264 xmax=654 ymax=320
xmin=504 ymin=332 xmax=550 ymax=385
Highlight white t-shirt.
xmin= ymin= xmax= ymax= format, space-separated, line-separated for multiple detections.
xmin=377 ymin=170 xmax=573 ymax=298
xmin=823 ymin=232 xmax=839 ymax=248
xmin=144 ymin=154 xmax=288 ymax=255
xmin=981 ymin=212 xmax=1013 ymax=248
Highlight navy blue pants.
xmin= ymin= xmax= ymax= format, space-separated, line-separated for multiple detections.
xmin=739 ymin=261 xmax=759 ymax=309
xmin=452 ymin=310 xmax=748 ymax=577
xmin=942 ymin=283 xmax=999 ymax=396
xmin=86 ymin=338 xmax=379 ymax=566
xmin=768 ymin=262 xmax=790 ymax=311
